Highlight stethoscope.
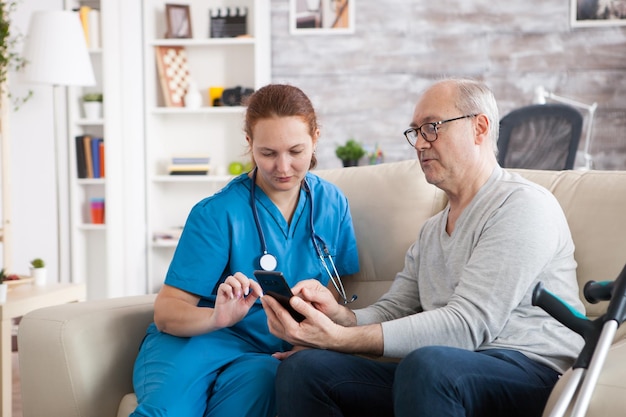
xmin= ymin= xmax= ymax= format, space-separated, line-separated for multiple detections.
xmin=250 ymin=168 xmax=357 ymax=304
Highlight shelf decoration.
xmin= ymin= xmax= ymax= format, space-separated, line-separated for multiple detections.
xmin=167 ymin=154 xmax=210 ymax=175
xmin=153 ymin=227 xmax=183 ymax=246
xmin=165 ymin=4 xmax=193 ymax=38
xmin=209 ymin=7 xmax=248 ymax=38
xmin=155 ymin=45 xmax=190 ymax=107
xmin=90 ymin=198 xmax=105 ymax=224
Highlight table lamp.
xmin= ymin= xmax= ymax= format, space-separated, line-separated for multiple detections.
xmin=533 ymin=86 xmax=598 ymax=170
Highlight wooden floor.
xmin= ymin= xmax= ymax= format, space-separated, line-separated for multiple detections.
xmin=13 ymin=352 xmax=22 ymax=417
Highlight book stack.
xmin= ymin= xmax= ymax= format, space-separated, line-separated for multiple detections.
xmin=75 ymin=135 xmax=105 ymax=179
xmin=75 ymin=5 xmax=100 ymax=49
xmin=167 ymin=155 xmax=210 ymax=175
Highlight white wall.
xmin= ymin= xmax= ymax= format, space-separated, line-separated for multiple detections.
xmin=8 ymin=0 xmax=66 ymax=280
xmin=6 ymin=1 xmax=147 ymax=296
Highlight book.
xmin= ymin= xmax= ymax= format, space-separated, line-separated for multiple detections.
xmin=91 ymin=137 xmax=101 ymax=179
xmin=167 ymin=163 xmax=209 ymax=175
xmin=75 ymin=136 xmax=87 ymax=179
xmin=88 ymin=9 xmax=100 ymax=49
xmin=169 ymin=171 xmax=209 ymax=175
xmin=78 ymin=6 xmax=91 ymax=48
xmin=171 ymin=155 xmax=210 ymax=165
xmin=83 ymin=135 xmax=94 ymax=178
xmin=99 ymin=140 xmax=105 ymax=178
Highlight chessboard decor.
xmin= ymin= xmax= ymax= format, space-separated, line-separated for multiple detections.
xmin=155 ymin=45 xmax=190 ymax=107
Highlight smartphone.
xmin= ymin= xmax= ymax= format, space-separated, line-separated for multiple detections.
xmin=253 ymin=270 xmax=306 ymax=322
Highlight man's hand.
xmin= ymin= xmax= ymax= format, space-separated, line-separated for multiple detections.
xmin=261 ymin=293 xmax=342 ymax=349
xmin=262 ymin=279 xmax=384 ymax=356
xmin=291 ymin=279 xmax=357 ymax=326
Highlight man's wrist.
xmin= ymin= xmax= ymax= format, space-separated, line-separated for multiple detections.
xmin=327 ymin=323 xmax=384 ymax=356
xmin=333 ymin=304 xmax=357 ymax=327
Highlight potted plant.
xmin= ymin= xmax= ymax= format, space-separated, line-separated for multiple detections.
xmin=82 ymin=92 xmax=103 ymax=119
xmin=0 ymin=0 xmax=32 ymax=110
xmin=335 ymin=139 xmax=366 ymax=167
xmin=30 ymin=258 xmax=47 ymax=286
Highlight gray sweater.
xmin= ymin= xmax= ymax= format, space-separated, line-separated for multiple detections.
xmin=355 ymin=166 xmax=584 ymax=373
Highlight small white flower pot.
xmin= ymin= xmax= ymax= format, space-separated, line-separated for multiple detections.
xmin=83 ymin=101 xmax=102 ymax=119
xmin=30 ymin=267 xmax=47 ymax=286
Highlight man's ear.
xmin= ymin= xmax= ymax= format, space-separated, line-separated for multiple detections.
xmin=474 ymin=114 xmax=490 ymax=145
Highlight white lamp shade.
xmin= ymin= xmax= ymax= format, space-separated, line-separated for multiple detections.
xmin=21 ymin=10 xmax=95 ymax=86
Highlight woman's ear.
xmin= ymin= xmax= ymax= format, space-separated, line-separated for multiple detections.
xmin=312 ymin=128 xmax=320 ymax=149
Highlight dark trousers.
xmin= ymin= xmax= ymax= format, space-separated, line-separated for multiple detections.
xmin=275 ymin=346 xmax=560 ymax=417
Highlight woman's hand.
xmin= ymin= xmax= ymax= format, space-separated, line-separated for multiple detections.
xmin=154 ymin=273 xmax=263 ymax=337
xmin=272 ymin=345 xmax=309 ymax=361
xmin=212 ymin=272 xmax=264 ymax=329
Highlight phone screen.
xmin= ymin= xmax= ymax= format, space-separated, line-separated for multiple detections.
xmin=253 ymin=270 xmax=305 ymax=322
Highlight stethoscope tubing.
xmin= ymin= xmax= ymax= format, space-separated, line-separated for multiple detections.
xmin=250 ymin=168 xmax=356 ymax=304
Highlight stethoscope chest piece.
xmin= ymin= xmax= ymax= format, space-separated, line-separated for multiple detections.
xmin=259 ymin=252 xmax=277 ymax=271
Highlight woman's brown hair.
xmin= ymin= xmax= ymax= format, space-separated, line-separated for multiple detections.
xmin=243 ymin=84 xmax=319 ymax=169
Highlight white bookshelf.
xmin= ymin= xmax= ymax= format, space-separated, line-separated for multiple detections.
xmin=142 ymin=0 xmax=271 ymax=293
xmin=65 ymin=0 xmax=145 ymax=299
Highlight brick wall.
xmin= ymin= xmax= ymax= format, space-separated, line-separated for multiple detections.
xmin=270 ymin=0 xmax=626 ymax=170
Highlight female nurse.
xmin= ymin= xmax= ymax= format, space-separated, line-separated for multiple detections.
xmin=130 ymin=84 xmax=360 ymax=417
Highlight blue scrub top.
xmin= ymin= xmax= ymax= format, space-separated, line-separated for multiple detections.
xmin=163 ymin=171 xmax=359 ymax=352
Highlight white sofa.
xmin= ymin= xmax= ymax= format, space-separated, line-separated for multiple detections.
xmin=18 ymin=160 xmax=626 ymax=417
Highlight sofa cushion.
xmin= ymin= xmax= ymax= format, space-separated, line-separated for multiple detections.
xmin=509 ymin=169 xmax=626 ymax=321
xmin=18 ymin=295 xmax=156 ymax=417
xmin=316 ymin=160 xmax=446 ymax=308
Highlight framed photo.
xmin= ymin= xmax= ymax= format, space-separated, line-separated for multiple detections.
xmin=165 ymin=4 xmax=193 ymax=38
xmin=571 ymin=0 xmax=626 ymax=27
xmin=290 ymin=0 xmax=354 ymax=35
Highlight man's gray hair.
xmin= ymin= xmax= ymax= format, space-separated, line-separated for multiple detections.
xmin=450 ymin=79 xmax=500 ymax=154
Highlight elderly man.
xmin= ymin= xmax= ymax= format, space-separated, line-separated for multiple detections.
xmin=261 ymin=78 xmax=584 ymax=417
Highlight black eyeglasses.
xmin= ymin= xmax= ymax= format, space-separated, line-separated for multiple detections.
xmin=403 ymin=114 xmax=478 ymax=146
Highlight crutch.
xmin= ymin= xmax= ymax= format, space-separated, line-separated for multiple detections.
xmin=532 ymin=263 xmax=626 ymax=417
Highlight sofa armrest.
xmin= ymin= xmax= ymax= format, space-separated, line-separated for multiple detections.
xmin=542 ymin=337 xmax=626 ymax=417
xmin=17 ymin=294 xmax=156 ymax=417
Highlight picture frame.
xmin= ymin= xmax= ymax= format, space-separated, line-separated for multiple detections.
xmin=165 ymin=4 xmax=193 ymax=38
xmin=290 ymin=0 xmax=354 ymax=35
xmin=571 ymin=0 xmax=626 ymax=27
